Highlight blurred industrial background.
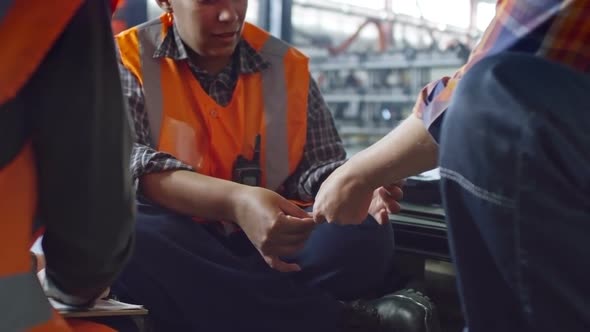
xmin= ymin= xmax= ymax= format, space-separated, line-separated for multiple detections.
xmin=113 ymin=0 xmax=495 ymax=156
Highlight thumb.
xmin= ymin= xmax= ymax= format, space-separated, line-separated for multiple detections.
xmin=264 ymin=255 xmax=301 ymax=273
xmin=279 ymin=198 xmax=312 ymax=219
xmin=313 ymin=211 xmax=327 ymax=224
xmin=375 ymin=208 xmax=389 ymax=225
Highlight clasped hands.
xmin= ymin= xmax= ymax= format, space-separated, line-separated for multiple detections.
xmin=232 ymin=176 xmax=403 ymax=273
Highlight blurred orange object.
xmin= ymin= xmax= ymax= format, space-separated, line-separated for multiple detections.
xmin=111 ymin=0 xmax=127 ymax=34
xmin=67 ymin=319 xmax=116 ymax=332
xmin=109 ymin=0 xmax=120 ymax=13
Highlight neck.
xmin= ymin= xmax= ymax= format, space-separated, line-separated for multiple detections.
xmin=186 ymin=47 xmax=233 ymax=75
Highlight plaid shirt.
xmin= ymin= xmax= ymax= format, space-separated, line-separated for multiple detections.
xmin=415 ymin=0 xmax=590 ymax=131
xmin=120 ymin=23 xmax=345 ymax=201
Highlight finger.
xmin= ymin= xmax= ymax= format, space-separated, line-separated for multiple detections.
xmin=390 ymin=186 xmax=404 ymax=201
xmin=275 ymin=213 xmax=317 ymax=234
xmin=279 ymin=199 xmax=312 ymax=219
xmin=313 ymin=211 xmax=327 ymax=224
xmin=380 ymin=208 xmax=389 ymax=225
xmin=261 ymin=232 xmax=309 ymax=255
xmin=379 ymin=192 xmax=401 ymax=211
xmin=372 ymin=209 xmax=389 ymax=225
xmin=317 ymin=209 xmax=342 ymax=224
xmin=370 ymin=207 xmax=386 ymax=224
xmin=266 ymin=243 xmax=307 ymax=257
xmin=266 ymin=232 xmax=310 ymax=247
xmin=385 ymin=179 xmax=405 ymax=188
xmin=380 ymin=185 xmax=403 ymax=200
xmin=265 ymin=255 xmax=301 ymax=273
xmin=387 ymin=201 xmax=402 ymax=214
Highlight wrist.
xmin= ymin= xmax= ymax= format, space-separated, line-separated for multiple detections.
xmin=226 ymin=184 xmax=252 ymax=224
xmin=340 ymin=157 xmax=381 ymax=192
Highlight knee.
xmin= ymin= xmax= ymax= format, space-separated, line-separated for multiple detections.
xmin=327 ymin=217 xmax=395 ymax=265
xmin=337 ymin=218 xmax=395 ymax=269
xmin=337 ymin=218 xmax=396 ymax=297
xmin=347 ymin=217 xmax=395 ymax=265
xmin=294 ymin=217 xmax=395 ymax=299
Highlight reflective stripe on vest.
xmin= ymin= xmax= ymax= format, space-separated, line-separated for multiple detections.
xmin=258 ymin=39 xmax=290 ymax=192
xmin=0 ymin=271 xmax=53 ymax=331
xmin=137 ymin=21 xmax=164 ymax=148
xmin=137 ymin=24 xmax=291 ymax=190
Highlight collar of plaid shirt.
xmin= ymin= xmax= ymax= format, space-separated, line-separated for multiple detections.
xmin=151 ymin=22 xmax=270 ymax=106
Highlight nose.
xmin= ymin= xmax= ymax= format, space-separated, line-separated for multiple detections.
xmin=218 ymin=2 xmax=239 ymax=23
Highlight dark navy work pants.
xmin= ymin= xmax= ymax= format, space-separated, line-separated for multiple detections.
xmin=112 ymin=201 xmax=395 ymax=332
xmin=439 ymin=53 xmax=590 ymax=332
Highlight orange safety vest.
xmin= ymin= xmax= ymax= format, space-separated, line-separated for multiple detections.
xmin=117 ymin=14 xmax=310 ymax=195
xmin=0 ymin=1 xmax=114 ymax=331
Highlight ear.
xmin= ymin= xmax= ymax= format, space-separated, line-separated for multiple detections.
xmin=155 ymin=0 xmax=173 ymax=12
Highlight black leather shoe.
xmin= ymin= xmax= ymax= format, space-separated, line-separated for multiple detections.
xmin=367 ymin=288 xmax=442 ymax=332
xmin=341 ymin=301 xmax=382 ymax=332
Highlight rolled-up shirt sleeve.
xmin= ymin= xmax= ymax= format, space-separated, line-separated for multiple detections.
xmin=281 ymin=76 xmax=346 ymax=201
xmin=412 ymin=1 xmax=580 ymax=141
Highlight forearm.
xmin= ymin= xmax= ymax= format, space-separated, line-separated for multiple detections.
xmin=347 ymin=114 xmax=438 ymax=189
xmin=141 ymin=170 xmax=246 ymax=222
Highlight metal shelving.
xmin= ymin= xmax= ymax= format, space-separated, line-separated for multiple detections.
xmin=310 ymin=50 xmax=465 ymax=149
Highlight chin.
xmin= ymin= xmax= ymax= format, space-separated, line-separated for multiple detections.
xmin=208 ymin=45 xmax=238 ymax=57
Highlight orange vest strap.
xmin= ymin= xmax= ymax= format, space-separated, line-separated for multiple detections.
xmin=0 ymin=0 xmax=82 ymax=104
xmin=0 ymin=141 xmax=38 ymax=275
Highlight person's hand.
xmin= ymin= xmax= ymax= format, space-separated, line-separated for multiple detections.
xmin=232 ymin=186 xmax=316 ymax=272
xmin=313 ymin=162 xmax=403 ymax=225
xmin=313 ymin=163 xmax=374 ymax=224
xmin=367 ymin=181 xmax=404 ymax=224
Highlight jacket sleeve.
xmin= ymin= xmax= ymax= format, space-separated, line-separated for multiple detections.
xmin=30 ymin=0 xmax=135 ymax=305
